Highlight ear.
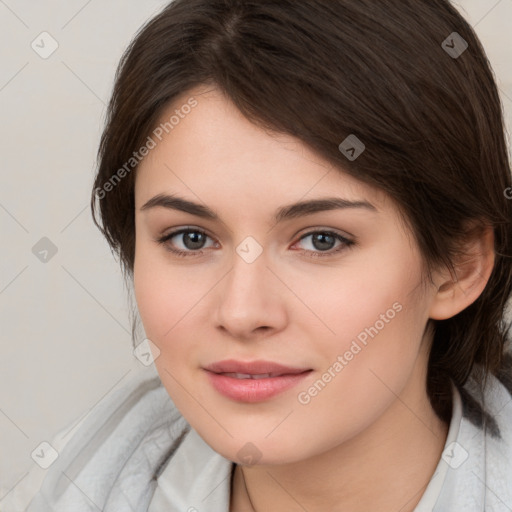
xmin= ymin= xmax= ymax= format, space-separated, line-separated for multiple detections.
xmin=429 ymin=224 xmax=495 ymax=320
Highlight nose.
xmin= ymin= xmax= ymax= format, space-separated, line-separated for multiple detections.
xmin=214 ymin=247 xmax=288 ymax=341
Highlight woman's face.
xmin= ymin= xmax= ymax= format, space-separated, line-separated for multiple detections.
xmin=133 ymin=85 xmax=440 ymax=465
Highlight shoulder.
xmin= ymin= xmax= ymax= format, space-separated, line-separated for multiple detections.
xmin=2 ymin=368 xmax=189 ymax=512
xmin=459 ymin=362 xmax=512 ymax=441
xmin=477 ymin=373 xmax=512 ymax=504
xmin=446 ymin=369 xmax=512 ymax=509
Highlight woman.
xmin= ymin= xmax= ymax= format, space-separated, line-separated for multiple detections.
xmin=13 ymin=0 xmax=512 ymax=510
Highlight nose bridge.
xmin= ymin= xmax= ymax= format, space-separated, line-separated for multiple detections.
xmin=214 ymin=237 xmax=286 ymax=336
xmin=223 ymin=240 xmax=270 ymax=306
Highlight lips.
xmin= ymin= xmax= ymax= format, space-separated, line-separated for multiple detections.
xmin=204 ymin=360 xmax=312 ymax=402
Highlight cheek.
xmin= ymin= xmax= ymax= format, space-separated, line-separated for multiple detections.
xmin=133 ymin=250 xmax=201 ymax=409
xmin=133 ymin=242 xmax=220 ymax=409
xmin=289 ymin=249 xmax=428 ymax=418
xmin=283 ymin=239 xmax=424 ymax=356
xmin=133 ymin=239 xmax=210 ymax=340
xmin=133 ymin=253 xmax=173 ymax=341
xmin=287 ymin=299 xmax=428 ymax=461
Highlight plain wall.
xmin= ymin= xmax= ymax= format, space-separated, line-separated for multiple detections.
xmin=1 ymin=0 xmax=511 ymax=498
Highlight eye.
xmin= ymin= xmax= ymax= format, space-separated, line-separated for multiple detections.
xmin=155 ymin=227 xmax=355 ymax=259
xmin=291 ymin=230 xmax=354 ymax=258
xmin=156 ymin=228 xmax=217 ymax=257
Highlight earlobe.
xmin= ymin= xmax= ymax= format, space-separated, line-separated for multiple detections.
xmin=429 ymin=225 xmax=495 ymax=321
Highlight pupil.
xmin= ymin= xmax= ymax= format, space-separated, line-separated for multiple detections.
xmin=313 ymin=233 xmax=334 ymax=251
xmin=184 ymin=232 xmax=205 ymax=250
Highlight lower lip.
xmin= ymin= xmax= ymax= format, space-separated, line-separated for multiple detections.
xmin=205 ymin=370 xmax=312 ymax=402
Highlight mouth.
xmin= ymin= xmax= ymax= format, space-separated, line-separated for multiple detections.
xmin=218 ymin=372 xmax=296 ymax=379
xmin=203 ymin=360 xmax=313 ymax=402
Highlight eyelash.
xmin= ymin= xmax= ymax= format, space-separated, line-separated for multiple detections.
xmin=155 ymin=228 xmax=355 ymax=259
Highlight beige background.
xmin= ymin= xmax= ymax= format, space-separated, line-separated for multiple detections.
xmin=0 ymin=0 xmax=511 ymax=502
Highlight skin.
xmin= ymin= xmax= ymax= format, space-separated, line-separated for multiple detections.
xmin=133 ymin=85 xmax=494 ymax=511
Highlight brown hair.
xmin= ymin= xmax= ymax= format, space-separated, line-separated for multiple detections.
xmin=91 ymin=0 xmax=512 ymax=423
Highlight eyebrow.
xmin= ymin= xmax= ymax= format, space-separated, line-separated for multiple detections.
xmin=140 ymin=193 xmax=377 ymax=223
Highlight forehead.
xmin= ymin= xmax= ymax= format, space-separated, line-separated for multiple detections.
xmin=135 ymin=85 xmax=389 ymax=213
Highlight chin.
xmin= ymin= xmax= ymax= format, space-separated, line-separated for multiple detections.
xmin=195 ymin=424 xmax=314 ymax=466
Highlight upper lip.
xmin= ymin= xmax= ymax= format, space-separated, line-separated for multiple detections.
xmin=204 ymin=360 xmax=311 ymax=376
